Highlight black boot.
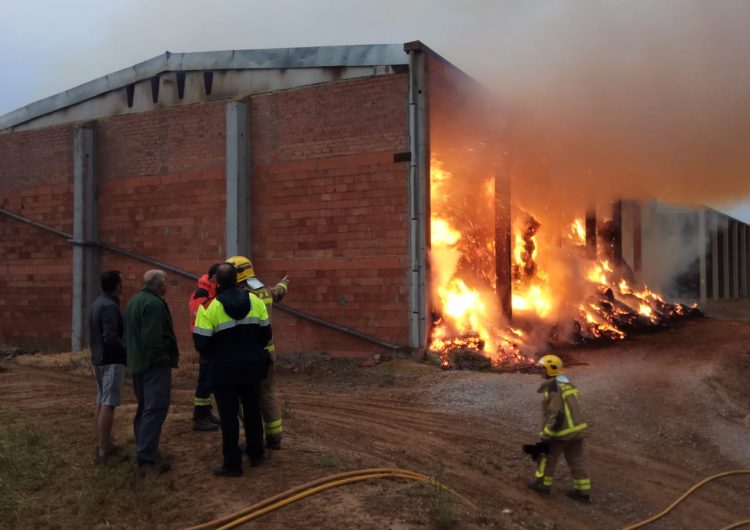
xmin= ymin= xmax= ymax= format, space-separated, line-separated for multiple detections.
xmin=213 ymin=465 xmax=243 ymax=477
xmin=566 ymin=489 xmax=591 ymax=503
xmin=527 ymin=479 xmax=551 ymax=495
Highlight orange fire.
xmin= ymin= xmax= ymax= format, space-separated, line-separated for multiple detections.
xmin=427 ymin=157 xmax=699 ymax=369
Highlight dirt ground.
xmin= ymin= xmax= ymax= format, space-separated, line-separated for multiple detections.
xmin=2 ymin=314 xmax=750 ymax=529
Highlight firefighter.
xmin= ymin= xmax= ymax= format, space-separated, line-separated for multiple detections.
xmin=189 ymin=263 xmax=222 ymax=431
xmin=225 ymin=256 xmax=289 ymax=449
xmin=193 ymin=264 xmax=271 ymax=476
xmin=527 ymin=354 xmax=592 ymax=502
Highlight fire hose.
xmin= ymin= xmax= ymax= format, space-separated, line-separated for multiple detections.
xmin=0 ymin=206 xmax=406 ymax=351
xmin=184 ymin=467 xmax=479 ymax=530
xmin=621 ymin=470 xmax=750 ymax=530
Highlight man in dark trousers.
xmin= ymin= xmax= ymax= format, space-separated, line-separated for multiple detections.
xmin=188 ymin=262 xmax=222 ymax=432
xmin=89 ymin=270 xmax=127 ymax=461
xmin=193 ymin=263 xmax=272 ymax=477
xmin=125 ymin=269 xmax=180 ymax=475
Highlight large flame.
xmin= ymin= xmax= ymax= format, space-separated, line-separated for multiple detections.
xmin=427 ymin=156 xmax=698 ymax=369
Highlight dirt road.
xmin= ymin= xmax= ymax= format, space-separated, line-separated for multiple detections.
xmin=2 ymin=317 xmax=749 ymax=529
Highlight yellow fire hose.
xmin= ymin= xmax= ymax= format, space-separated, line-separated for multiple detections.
xmin=621 ymin=470 xmax=750 ymax=530
xmin=185 ymin=467 xmax=479 ymax=530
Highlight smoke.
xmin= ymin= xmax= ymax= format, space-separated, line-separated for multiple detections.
xmin=3 ymin=0 xmax=750 ymax=213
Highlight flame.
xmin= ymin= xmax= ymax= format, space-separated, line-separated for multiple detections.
xmin=427 ymin=156 xmax=698 ymax=369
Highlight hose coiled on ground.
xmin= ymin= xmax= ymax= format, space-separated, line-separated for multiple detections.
xmin=185 ymin=467 xmax=478 ymax=530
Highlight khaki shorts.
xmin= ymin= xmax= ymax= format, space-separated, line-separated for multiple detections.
xmin=93 ymin=364 xmax=126 ymax=407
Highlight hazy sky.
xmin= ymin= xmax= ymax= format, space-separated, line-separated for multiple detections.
xmin=1 ymin=0 xmax=748 ymax=221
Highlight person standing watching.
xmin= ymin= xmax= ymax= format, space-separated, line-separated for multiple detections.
xmin=89 ymin=270 xmax=127 ymax=462
xmin=193 ymin=263 xmax=272 ymax=477
xmin=125 ymin=270 xmax=179 ymax=474
xmin=189 ymin=263 xmax=222 ymax=432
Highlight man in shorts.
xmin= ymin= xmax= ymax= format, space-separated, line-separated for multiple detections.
xmin=89 ymin=270 xmax=128 ymax=461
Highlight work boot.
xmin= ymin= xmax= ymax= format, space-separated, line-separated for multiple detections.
xmin=249 ymin=455 xmax=266 ymax=468
xmin=566 ymin=489 xmax=591 ymax=503
xmin=137 ymin=461 xmax=171 ymax=476
xmin=193 ymin=417 xmax=220 ymax=432
xmin=266 ymin=438 xmax=282 ymax=450
xmin=527 ymin=479 xmax=551 ymax=495
xmin=213 ymin=466 xmax=243 ymax=477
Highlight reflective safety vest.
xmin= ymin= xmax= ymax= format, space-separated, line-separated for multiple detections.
xmin=539 ymin=375 xmax=589 ymax=441
xmin=193 ymin=290 xmax=271 ymax=368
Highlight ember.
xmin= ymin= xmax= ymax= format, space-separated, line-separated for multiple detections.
xmin=427 ymin=156 xmax=702 ymax=369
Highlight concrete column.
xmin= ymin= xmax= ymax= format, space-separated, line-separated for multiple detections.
xmin=711 ymin=212 xmax=721 ymax=300
xmin=226 ymin=100 xmax=250 ymax=258
xmin=611 ymin=200 xmax=623 ymax=267
xmin=406 ymin=45 xmax=429 ymax=349
xmin=698 ymin=209 xmax=707 ymax=305
xmin=71 ymin=126 xmax=100 ymax=351
xmin=495 ymin=155 xmax=512 ymax=320
xmin=722 ymin=216 xmax=730 ymax=298
xmin=741 ymin=223 xmax=748 ymax=297
xmin=585 ymin=207 xmax=596 ymax=259
xmin=731 ymin=220 xmax=740 ymax=298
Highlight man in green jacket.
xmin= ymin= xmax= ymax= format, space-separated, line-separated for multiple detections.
xmin=125 ymin=269 xmax=179 ymax=474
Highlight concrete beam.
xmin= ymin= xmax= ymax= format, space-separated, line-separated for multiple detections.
xmin=698 ymin=209 xmax=707 ymax=305
xmin=71 ymin=126 xmax=100 ymax=351
xmin=407 ymin=47 xmax=429 ymax=349
xmin=741 ymin=223 xmax=748 ymax=297
xmin=225 ymin=100 xmax=250 ymax=258
xmin=731 ymin=220 xmax=740 ymax=298
xmin=722 ymin=216 xmax=731 ymax=298
xmin=495 ymin=155 xmax=512 ymax=320
xmin=585 ymin=207 xmax=596 ymax=260
xmin=711 ymin=212 xmax=720 ymax=300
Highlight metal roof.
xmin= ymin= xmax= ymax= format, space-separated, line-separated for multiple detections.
xmin=0 ymin=43 xmax=412 ymax=131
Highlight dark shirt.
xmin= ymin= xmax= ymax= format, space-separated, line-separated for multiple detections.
xmin=89 ymin=292 xmax=126 ymax=366
xmin=124 ymin=288 xmax=180 ymax=374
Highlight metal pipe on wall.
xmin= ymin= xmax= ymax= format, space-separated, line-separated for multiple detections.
xmin=0 ymin=206 xmax=405 ymax=352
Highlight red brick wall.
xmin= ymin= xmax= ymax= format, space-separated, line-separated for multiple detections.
xmin=250 ymin=73 xmax=411 ymax=356
xmin=0 ymin=73 xmax=412 ymax=357
xmin=0 ymin=125 xmax=74 ymax=350
xmin=96 ymin=102 xmax=227 ymax=349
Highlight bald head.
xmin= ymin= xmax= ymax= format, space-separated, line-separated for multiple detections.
xmin=143 ymin=269 xmax=167 ymax=296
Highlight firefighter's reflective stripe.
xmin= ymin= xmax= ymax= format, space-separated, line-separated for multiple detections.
xmin=194 ymin=293 xmax=270 ymax=341
xmin=265 ymin=342 xmax=276 ymax=353
xmin=543 ymin=476 xmax=553 ymax=486
xmin=265 ymin=418 xmax=283 ymax=435
xmin=195 ymin=397 xmax=211 ymax=407
xmin=545 ymin=383 xmax=587 ymax=438
xmin=573 ymin=478 xmax=591 ymax=491
xmin=535 ymin=454 xmax=547 ymax=478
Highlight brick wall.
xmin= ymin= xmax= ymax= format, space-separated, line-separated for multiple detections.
xmin=250 ymin=73 xmax=411 ymax=356
xmin=0 ymin=125 xmax=74 ymax=350
xmin=0 ymin=72 xmax=412 ymax=357
xmin=96 ymin=102 xmax=227 ymax=349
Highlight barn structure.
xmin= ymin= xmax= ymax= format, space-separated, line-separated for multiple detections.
xmin=0 ymin=42 xmax=499 ymax=355
xmin=1 ymin=42 xmax=746 ymax=357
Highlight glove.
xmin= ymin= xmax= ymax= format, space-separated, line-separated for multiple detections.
xmin=522 ymin=440 xmax=550 ymax=462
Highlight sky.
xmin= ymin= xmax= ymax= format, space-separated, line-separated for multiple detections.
xmin=1 ymin=0 xmax=748 ymax=221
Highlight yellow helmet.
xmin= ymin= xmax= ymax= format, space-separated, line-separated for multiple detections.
xmin=225 ymin=256 xmax=255 ymax=284
xmin=539 ymin=354 xmax=564 ymax=376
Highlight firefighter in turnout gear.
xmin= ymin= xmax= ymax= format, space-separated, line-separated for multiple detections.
xmin=225 ymin=256 xmax=289 ymax=449
xmin=527 ymin=354 xmax=592 ymax=503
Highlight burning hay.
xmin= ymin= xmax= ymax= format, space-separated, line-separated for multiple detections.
xmin=427 ymin=156 xmax=702 ymax=370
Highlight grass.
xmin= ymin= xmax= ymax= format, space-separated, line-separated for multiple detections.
xmin=404 ymin=464 xmax=458 ymax=530
xmin=0 ymin=407 xmax=185 ymax=529
xmin=14 ymin=350 xmax=91 ymax=375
